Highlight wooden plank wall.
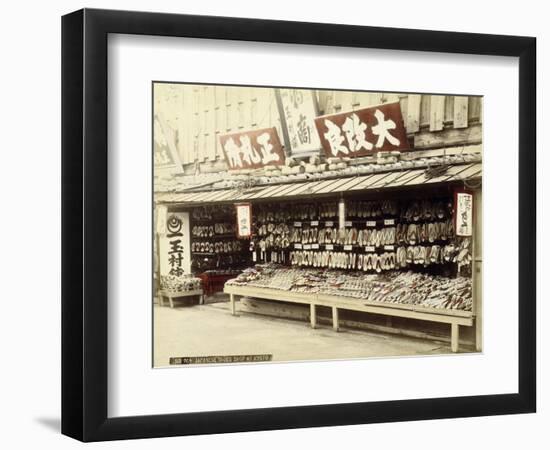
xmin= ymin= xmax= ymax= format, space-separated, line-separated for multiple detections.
xmin=153 ymin=84 xmax=483 ymax=166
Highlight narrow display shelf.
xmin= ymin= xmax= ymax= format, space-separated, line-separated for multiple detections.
xmin=192 ymin=251 xmax=248 ymax=256
xmin=191 ymin=234 xmax=238 ymax=239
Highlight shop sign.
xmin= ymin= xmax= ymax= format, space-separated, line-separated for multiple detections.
xmin=279 ymin=89 xmax=322 ymax=154
xmin=455 ymin=191 xmax=473 ymax=237
xmin=235 ymin=203 xmax=252 ymax=238
xmin=314 ymin=102 xmax=408 ymax=158
xmin=220 ymin=127 xmax=285 ymax=170
xmin=154 ymin=115 xmax=183 ymax=174
xmin=159 ymin=213 xmax=191 ymax=277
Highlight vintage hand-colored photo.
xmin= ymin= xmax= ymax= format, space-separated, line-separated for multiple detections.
xmin=153 ymin=83 xmax=482 ymax=367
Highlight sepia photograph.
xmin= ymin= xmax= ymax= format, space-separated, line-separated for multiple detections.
xmin=153 ymin=83 xmax=482 ymax=368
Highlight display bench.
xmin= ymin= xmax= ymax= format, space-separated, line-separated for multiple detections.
xmin=224 ymin=284 xmax=474 ymax=352
xmin=158 ymin=289 xmax=204 ymax=308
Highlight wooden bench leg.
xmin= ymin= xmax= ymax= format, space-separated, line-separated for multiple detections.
xmin=310 ymin=304 xmax=317 ymax=329
xmin=332 ymin=306 xmax=339 ymax=332
xmin=230 ymin=293 xmax=236 ymax=316
xmin=168 ymin=295 xmax=174 ymax=309
xmin=451 ymin=323 xmax=459 ymax=353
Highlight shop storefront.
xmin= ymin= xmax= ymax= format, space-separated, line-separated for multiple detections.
xmin=154 ymin=86 xmax=482 ymax=353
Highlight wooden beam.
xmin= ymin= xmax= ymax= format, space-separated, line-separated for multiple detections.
xmin=224 ymin=285 xmax=474 ymax=325
xmin=237 ymin=297 xmax=477 ymax=347
xmin=413 ymin=123 xmax=482 ymax=149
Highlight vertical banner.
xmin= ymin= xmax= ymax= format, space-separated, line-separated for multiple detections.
xmin=455 ymin=190 xmax=474 ymax=237
xmin=235 ymin=203 xmax=252 ymax=238
xmin=156 ymin=205 xmax=168 ymax=235
xmin=154 ymin=114 xmax=184 ymax=174
xmin=279 ymin=89 xmax=322 ymax=155
xmin=338 ymin=198 xmax=346 ymax=230
xmin=159 ymin=212 xmax=191 ymax=276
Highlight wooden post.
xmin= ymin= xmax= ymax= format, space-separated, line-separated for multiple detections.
xmin=406 ymin=94 xmax=421 ymax=133
xmin=451 ymin=323 xmax=459 ymax=353
xmin=332 ymin=306 xmax=339 ymax=332
xmin=310 ymin=304 xmax=317 ymax=329
xmin=274 ymin=89 xmax=291 ymax=155
xmin=473 ymin=188 xmax=483 ymax=352
xmin=230 ymin=294 xmax=236 ymax=316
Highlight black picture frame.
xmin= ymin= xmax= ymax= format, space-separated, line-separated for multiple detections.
xmin=61 ymin=8 xmax=536 ymax=442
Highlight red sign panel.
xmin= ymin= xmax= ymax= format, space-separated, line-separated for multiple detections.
xmin=219 ymin=127 xmax=285 ymax=170
xmin=314 ymin=102 xmax=408 ymax=158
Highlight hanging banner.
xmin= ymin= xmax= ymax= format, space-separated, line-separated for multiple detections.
xmin=314 ymin=102 xmax=408 ymax=158
xmin=159 ymin=212 xmax=191 ymax=277
xmin=154 ymin=114 xmax=183 ymax=174
xmin=235 ymin=203 xmax=252 ymax=238
xmin=219 ymin=127 xmax=285 ymax=170
xmin=156 ymin=205 xmax=168 ymax=235
xmin=455 ymin=191 xmax=473 ymax=237
xmin=338 ymin=198 xmax=346 ymax=230
xmin=279 ymin=89 xmax=322 ymax=154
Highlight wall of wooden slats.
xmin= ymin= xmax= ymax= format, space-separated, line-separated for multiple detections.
xmin=153 ymin=83 xmax=483 ymax=168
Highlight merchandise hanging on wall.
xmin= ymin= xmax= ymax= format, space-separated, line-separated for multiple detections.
xmin=62 ymin=8 xmax=535 ymax=442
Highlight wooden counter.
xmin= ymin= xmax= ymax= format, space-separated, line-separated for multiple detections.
xmin=224 ymin=284 xmax=474 ymax=352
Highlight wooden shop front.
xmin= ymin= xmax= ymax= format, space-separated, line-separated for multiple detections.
xmin=156 ymin=150 xmax=482 ymax=352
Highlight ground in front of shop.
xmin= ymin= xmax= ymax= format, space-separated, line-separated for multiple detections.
xmin=153 ymin=299 xmax=459 ymax=368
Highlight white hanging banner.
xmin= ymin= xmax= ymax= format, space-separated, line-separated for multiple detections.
xmin=455 ymin=191 xmax=473 ymax=237
xmin=279 ymin=89 xmax=322 ymax=155
xmin=338 ymin=198 xmax=346 ymax=230
xmin=235 ymin=203 xmax=252 ymax=238
xmin=156 ymin=205 xmax=168 ymax=235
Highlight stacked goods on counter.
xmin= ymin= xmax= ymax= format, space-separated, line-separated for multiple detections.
xmin=226 ymin=264 xmax=472 ymax=311
xmin=160 ymin=274 xmax=202 ymax=292
xmin=190 ymin=205 xmax=251 ymax=273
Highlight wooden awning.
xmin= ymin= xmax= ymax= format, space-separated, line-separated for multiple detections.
xmin=155 ymin=162 xmax=481 ymax=206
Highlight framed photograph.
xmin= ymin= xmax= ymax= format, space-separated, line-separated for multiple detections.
xmin=62 ymin=8 xmax=536 ymax=442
